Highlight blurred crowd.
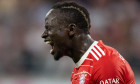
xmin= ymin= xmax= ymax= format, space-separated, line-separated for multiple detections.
xmin=0 ymin=0 xmax=140 ymax=77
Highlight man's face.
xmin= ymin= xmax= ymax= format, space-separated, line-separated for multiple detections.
xmin=42 ymin=9 xmax=71 ymax=60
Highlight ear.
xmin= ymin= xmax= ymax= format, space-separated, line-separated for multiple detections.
xmin=68 ymin=23 xmax=76 ymax=38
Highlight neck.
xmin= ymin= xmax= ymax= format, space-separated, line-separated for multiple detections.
xmin=70 ymin=34 xmax=94 ymax=63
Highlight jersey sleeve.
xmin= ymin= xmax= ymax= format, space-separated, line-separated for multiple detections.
xmin=91 ymin=53 xmax=135 ymax=84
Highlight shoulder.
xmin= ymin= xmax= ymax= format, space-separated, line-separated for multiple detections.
xmin=90 ymin=40 xmax=121 ymax=63
xmin=90 ymin=41 xmax=135 ymax=83
xmin=92 ymin=40 xmax=125 ymax=70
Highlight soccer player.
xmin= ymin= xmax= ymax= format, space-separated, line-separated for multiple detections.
xmin=41 ymin=2 xmax=135 ymax=84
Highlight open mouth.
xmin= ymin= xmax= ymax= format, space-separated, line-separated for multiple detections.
xmin=45 ymin=40 xmax=55 ymax=54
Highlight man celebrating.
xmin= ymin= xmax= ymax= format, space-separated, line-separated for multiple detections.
xmin=41 ymin=2 xmax=135 ymax=84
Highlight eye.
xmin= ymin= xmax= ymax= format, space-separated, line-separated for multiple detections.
xmin=45 ymin=26 xmax=51 ymax=32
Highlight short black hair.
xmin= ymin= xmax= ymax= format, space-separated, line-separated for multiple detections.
xmin=52 ymin=1 xmax=91 ymax=34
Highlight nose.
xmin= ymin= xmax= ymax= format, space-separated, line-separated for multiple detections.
xmin=41 ymin=30 xmax=48 ymax=38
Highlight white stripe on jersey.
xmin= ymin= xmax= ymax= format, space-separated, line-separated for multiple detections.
xmin=92 ymin=47 xmax=102 ymax=57
xmin=85 ymin=58 xmax=93 ymax=61
xmin=90 ymin=41 xmax=105 ymax=61
xmin=90 ymin=51 xmax=99 ymax=60
xmin=80 ymin=65 xmax=93 ymax=68
xmin=94 ymin=42 xmax=105 ymax=56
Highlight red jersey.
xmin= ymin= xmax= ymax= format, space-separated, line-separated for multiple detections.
xmin=71 ymin=41 xmax=135 ymax=84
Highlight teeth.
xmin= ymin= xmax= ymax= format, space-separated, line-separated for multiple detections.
xmin=45 ymin=41 xmax=51 ymax=44
xmin=50 ymin=49 xmax=53 ymax=53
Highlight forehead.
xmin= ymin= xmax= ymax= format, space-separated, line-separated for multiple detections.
xmin=45 ymin=9 xmax=61 ymax=25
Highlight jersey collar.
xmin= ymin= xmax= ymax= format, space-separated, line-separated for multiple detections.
xmin=76 ymin=41 xmax=98 ymax=68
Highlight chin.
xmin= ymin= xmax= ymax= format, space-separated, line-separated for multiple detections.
xmin=53 ymin=51 xmax=63 ymax=60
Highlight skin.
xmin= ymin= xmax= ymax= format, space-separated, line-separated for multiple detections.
xmin=42 ymin=9 xmax=94 ymax=63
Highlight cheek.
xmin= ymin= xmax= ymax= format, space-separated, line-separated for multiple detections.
xmin=53 ymin=31 xmax=68 ymax=43
xmin=48 ymin=30 xmax=53 ymax=35
xmin=53 ymin=30 xmax=67 ymax=38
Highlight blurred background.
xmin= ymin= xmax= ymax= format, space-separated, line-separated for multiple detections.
xmin=0 ymin=0 xmax=140 ymax=84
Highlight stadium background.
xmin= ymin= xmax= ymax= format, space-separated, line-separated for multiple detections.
xmin=0 ymin=0 xmax=140 ymax=84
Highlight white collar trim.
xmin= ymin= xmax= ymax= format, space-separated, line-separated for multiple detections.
xmin=75 ymin=41 xmax=98 ymax=68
